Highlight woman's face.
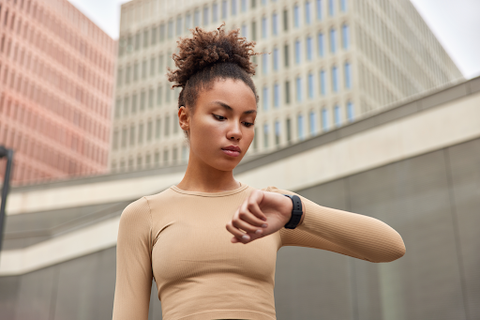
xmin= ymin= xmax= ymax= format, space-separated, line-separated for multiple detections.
xmin=179 ymin=78 xmax=257 ymax=172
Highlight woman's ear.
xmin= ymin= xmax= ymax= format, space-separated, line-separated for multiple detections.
xmin=178 ymin=106 xmax=190 ymax=132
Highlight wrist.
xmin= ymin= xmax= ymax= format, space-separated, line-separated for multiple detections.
xmin=283 ymin=194 xmax=304 ymax=229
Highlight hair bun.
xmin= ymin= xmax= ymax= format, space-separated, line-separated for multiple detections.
xmin=168 ymin=23 xmax=257 ymax=88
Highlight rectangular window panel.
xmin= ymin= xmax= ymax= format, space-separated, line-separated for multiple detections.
xmin=150 ymin=57 xmax=156 ymax=77
xmin=213 ymin=4 xmax=219 ymax=22
xmin=241 ymin=24 xmax=247 ymax=37
xmin=316 ymin=0 xmax=322 ymax=20
xmin=148 ymin=88 xmax=154 ymax=108
xmin=297 ymin=114 xmax=304 ymax=140
xmin=285 ymin=80 xmax=291 ymax=104
xmin=342 ymin=24 xmax=349 ymax=49
xmin=347 ymin=102 xmax=354 ymax=122
xmin=123 ymin=96 xmax=130 ymax=115
xmin=263 ymin=124 xmax=269 ymax=148
xmin=305 ymin=1 xmax=311 ymax=24
xmin=272 ymin=13 xmax=278 ymax=35
xmin=308 ymin=73 xmax=314 ymax=99
xmin=241 ymin=0 xmax=247 ymax=12
xmin=286 ymin=118 xmax=291 ymax=142
xmin=320 ymin=69 xmax=326 ymax=95
xmin=322 ymin=108 xmax=328 ymax=130
xmin=203 ymin=7 xmax=209 ymax=26
xmin=151 ymin=26 xmax=157 ymax=45
xmin=306 ymin=36 xmax=312 ymax=60
xmin=252 ymin=21 xmax=257 ymax=41
xmin=295 ymin=40 xmax=301 ymax=64
xmin=262 ymin=17 xmax=267 ymax=38
xmin=262 ymin=53 xmax=268 ymax=74
xmin=296 ymin=76 xmax=302 ymax=102
xmin=317 ymin=32 xmax=324 ymax=57
xmin=283 ymin=9 xmax=289 ymax=31
xmin=159 ymin=24 xmax=165 ymax=42
xmin=142 ymin=60 xmax=147 ymax=79
xmin=158 ymin=54 xmax=164 ymax=73
xmin=156 ymin=118 xmax=161 ymax=139
xmin=194 ymin=10 xmax=200 ymax=26
xmin=129 ymin=126 xmax=135 ymax=146
xmin=140 ymin=91 xmax=146 ymax=110
xmin=341 ymin=0 xmax=347 ymax=12
xmin=157 ymin=86 xmax=162 ymax=105
xmin=263 ymin=86 xmax=269 ymax=110
xmin=345 ymin=62 xmax=351 ymax=89
xmin=176 ymin=16 xmax=182 ymax=35
xmin=329 ymin=0 xmax=334 ymax=16
xmin=222 ymin=0 xmax=228 ymax=19
xmin=231 ymin=0 xmax=237 ymax=15
xmin=334 ymin=105 xmax=340 ymax=127
xmin=147 ymin=121 xmax=153 ymax=141
xmin=132 ymin=93 xmax=138 ymax=113
xmin=284 ymin=44 xmax=289 ymax=67
xmin=309 ymin=111 xmax=316 ymax=134
xmin=168 ymin=20 xmax=174 ymax=38
xmin=275 ymin=121 xmax=280 ymax=146
xmin=332 ymin=66 xmax=338 ymax=92
xmin=274 ymin=83 xmax=279 ymax=108
xmin=144 ymin=30 xmax=149 ymax=47
xmin=330 ymin=28 xmax=336 ymax=53
xmin=273 ymin=48 xmax=279 ymax=71
xmin=294 ymin=5 xmax=300 ymax=28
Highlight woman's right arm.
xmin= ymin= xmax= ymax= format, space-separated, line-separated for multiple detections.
xmin=112 ymin=197 xmax=153 ymax=320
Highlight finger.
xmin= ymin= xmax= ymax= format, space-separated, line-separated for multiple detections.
xmin=237 ymin=207 xmax=268 ymax=228
xmin=226 ymin=222 xmax=262 ymax=244
xmin=232 ymin=217 xmax=265 ymax=235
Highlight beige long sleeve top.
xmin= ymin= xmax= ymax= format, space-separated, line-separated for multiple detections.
xmin=112 ymin=183 xmax=405 ymax=320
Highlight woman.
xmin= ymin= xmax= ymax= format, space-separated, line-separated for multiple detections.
xmin=112 ymin=25 xmax=405 ymax=320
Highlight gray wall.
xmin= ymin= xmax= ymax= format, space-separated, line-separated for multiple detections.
xmin=1 ymin=138 xmax=478 ymax=320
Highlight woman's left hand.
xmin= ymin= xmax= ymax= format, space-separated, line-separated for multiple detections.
xmin=226 ymin=190 xmax=299 ymax=244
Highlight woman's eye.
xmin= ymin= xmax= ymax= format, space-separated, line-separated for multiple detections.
xmin=213 ymin=114 xmax=226 ymax=120
xmin=243 ymin=122 xmax=254 ymax=128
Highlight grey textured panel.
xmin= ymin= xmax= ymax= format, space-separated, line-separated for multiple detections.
xmin=0 ymin=276 xmax=20 ymax=320
xmin=419 ymin=83 xmax=468 ymax=110
xmin=52 ymin=250 xmax=114 ymax=320
xmin=91 ymin=248 xmax=117 ymax=320
xmin=297 ymin=179 xmax=349 ymax=211
xmin=447 ymin=139 xmax=480 ymax=320
xmin=275 ymin=247 xmax=353 ymax=320
xmin=348 ymin=150 xmax=467 ymax=320
xmin=14 ymin=266 xmax=57 ymax=320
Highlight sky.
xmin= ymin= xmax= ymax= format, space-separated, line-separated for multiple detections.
xmin=67 ymin=0 xmax=480 ymax=79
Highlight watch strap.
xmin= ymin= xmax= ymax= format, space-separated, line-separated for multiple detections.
xmin=283 ymin=194 xmax=303 ymax=229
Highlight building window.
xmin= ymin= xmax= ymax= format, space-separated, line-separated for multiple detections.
xmin=294 ymin=4 xmax=300 ymax=28
xmin=165 ymin=115 xmax=170 ymax=136
xmin=125 ymin=65 xmax=131 ymax=84
xmin=213 ymin=3 xmax=219 ymax=22
xmin=330 ymin=28 xmax=336 ymax=53
xmin=135 ymin=32 xmax=141 ymax=50
xmin=309 ymin=111 xmax=316 ymax=135
xmin=283 ymin=9 xmax=288 ymax=31
xmin=231 ymin=0 xmax=237 ymax=15
xmin=320 ymin=69 xmax=326 ymax=95
xmin=341 ymin=0 xmax=347 ymax=12
xmin=203 ymin=6 xmax=209 ymax=26
xmin=251 ymin=20 xmax=257 ymax=41
xmin=137 ymin=155 xmax=143 ymax=168
xmin=147 ymin=120 xmax=153 ymax=141
xmin=273 ymin=47 xmax=279 ymax=71
xmin=329 ymin=0 xmax=334 ymax=16
xmin=150 ymin=57 xmax=156 ymax=77
xmin=176 ymin=16 xmax=183 ymax=35
xmin=157 ymin=85 xmax=162 ymax=106
xmin=155 ymin=151 xmax=160 ymax=165
xmin=332 ymin=65 xmax=338 ymax=92
xmin=321 ymin=108 xmax=328 ymax=131
xmin=132 ymin=93 xmax=138 ymax=113
xmin=159 ymin=23 xmax=165 ymax=42
xmin=306 ymin=36 xmax=313 ymax=61
xmin=274 ymin=83 xmax=280 ymax=108
xmin=168 ymin=19 xmax=174 ymax=38
xmin=138 ymin=123 xmax=144 ymax=144
xmin=262 ymin=53 xmax=268 ymax=74
xmin=286 ymin=117 xmax=292 ymax=143
xmin=334 ymin=105 xmax=340 ymax=127
xmin=345 ymin=62 xmax=351 ymax=89
xmin=156 ymin=118 xmax=161 ymax=139
xmin=143 ymin=30 xmax=149 ymax=48
xmin=222 ymin=0 xmax=228 ymax=19
xmin=241 ymin=0 xmax=247 ymax=12
xmin=263 ymin=124 xmax=269 ymax=148
xmin=263 ymin=86 xmax=269 ymax=110
xmin=121 ymin=127 xmax=127 ymax=148
xmin=272 ymin=12 xmax=278 ymax=35
xmin=158 ymin=54 xmax=164 ymax=73
xmin=275 ymin=121 xmax=280 ymax=146
xmin=148 ymin=88 xmax=154 ymax=108
xmin=117 ymin=68 xmax=123 ymax=87
xmin=129 ymin=125 xmax=135 ymax=146
xmin=194 ymin=9 xmax=200 ymax=26
xmin=142 ymin=60 xmax=147 ymax=79
xmin=317 ymin=32 xmax=324 ymax=57
xmin=295 ymin=40 xmax=301 ymax=64
xmin=305 ymin=1 xmax=311 ymax=25
xmin=163 ymin=149 xmax=169 ymax=164
xmin=284 ymin=44 xmax=289 ymax=67
xmin=285 ymin=80 xmax=291 ymax=104
xmin=296 ymin=76 xmax=302 ymax=102
xmin=133 ymin=62 xmax=139 ymax=82
xmin=262 ymin=16 xmax=267 ymax=38
xmin=140 ymin=90 xmax=146 ymax=110
xmin=115 ymin=98 xmax=121 ymax=118
xmin=297 ymin=114 xmax=304 ymax=140
xmin=151 ymin=26 xmax=157 ymax=45
xmin=342 ymin=24 xmax=349 ymax=49
xmin=347 ymin=101 xmax=354 ymax=122
xmin=253 ymin=128 xmax=258 ymax=150
xmin=113 ymin=130 xmax=119 ymax=150
xmin=123 ymin=96 xmax=130 ymax=115
xmin=308 ymin=72 xmax=314 ymax=99
xmin=316 ymin=0 xmax=322 ymax=20
xmin=241 ymin=24 xmax=247 ymax=37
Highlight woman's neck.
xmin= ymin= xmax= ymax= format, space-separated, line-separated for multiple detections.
xmin=176 ymin=159 xmax=241 ymax=193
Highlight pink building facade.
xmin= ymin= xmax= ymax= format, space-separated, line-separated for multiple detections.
xmin=0 ymin=0 xmax=116 ymax=185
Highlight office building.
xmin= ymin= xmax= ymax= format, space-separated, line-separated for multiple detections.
xmin=111 ymin=0 xmax=462 ymax=172
xmin=0 ymin=0 xmax=116 ymax=185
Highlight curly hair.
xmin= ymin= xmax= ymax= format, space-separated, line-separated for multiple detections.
xmin=167 ymin=23 xmax=259 ymax=111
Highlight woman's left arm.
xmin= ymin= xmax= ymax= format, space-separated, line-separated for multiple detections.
xmin=226 ymin=186 xmax=405 ymax=263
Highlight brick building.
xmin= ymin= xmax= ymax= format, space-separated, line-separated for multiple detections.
xmin=0 ymin=0 xmax=116 ymax=185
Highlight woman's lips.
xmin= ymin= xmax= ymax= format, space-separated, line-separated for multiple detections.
xmin=222 ymin=149 xmax=241 ymax=157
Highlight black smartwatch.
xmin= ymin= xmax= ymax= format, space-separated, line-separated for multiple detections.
xmin=283 ymin=194 xmax=303 ymax=229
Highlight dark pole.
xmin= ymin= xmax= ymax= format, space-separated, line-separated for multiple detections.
xmin=0 ymin=146 xmax=14 ymax=257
